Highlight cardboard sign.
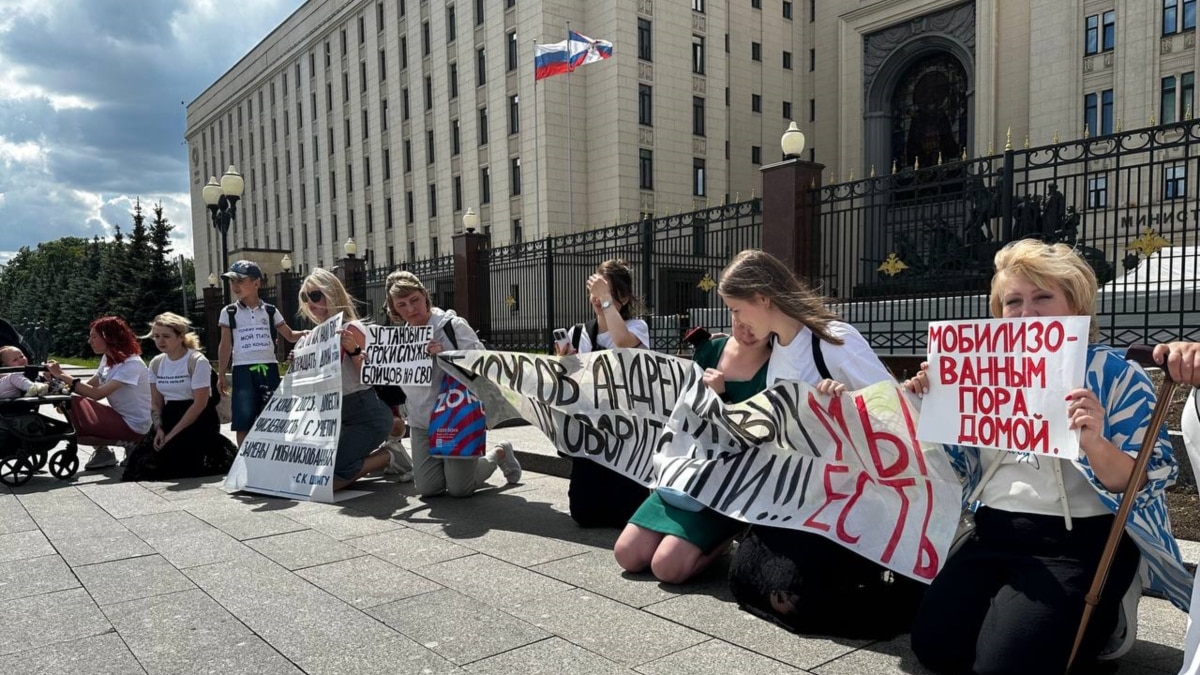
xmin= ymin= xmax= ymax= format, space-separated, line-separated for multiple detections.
xmin=361 ymin=324 xmax=433 ymax=387
xmin=916 ymin=317 xmax=1090 ymax=459
xmin=441 ymin=349 xmax=962 ymax=581
xmin=224 ymin=313 xmax=344 ymax=502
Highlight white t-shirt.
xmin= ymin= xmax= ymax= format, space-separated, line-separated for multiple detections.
xmin=766 ymin=321 xmax=893 ymax=389
xmin=219 ymin=300 xmax=284 ymax=366
xmin=97 ymin=355 xmax=153 ymax=434
xmin=980 ymin=451 xmax=1109 ymax=518
xmin=573 ymin=318 xmax=651 ymax=353
xmin=149 ymin=351 xmax=212 ymax=402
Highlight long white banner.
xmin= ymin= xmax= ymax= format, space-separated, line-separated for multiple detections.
xmin=224 ymin=313 xmax=344 ymax=502
xmin=441 ymin=349 xmax=963 ymax=581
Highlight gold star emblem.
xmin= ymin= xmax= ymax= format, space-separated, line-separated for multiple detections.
xmin=1126 ymin=228 xmax=1171 ymax=259
xmin=504 ymin=295 xmax=517 ymax=308
xmin=697 ymin=273 xmax=717 ymax=293
xmin=878 ymin=253 xmax=909 ymax=277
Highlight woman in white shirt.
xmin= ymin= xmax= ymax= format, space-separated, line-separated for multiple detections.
xmin=46 ymin=316 xmax=151 ymax=471
xmin=123 ymin=313 xmax=235 ymax=481
xmin=555 ymin=259 xmax=653 ymax=527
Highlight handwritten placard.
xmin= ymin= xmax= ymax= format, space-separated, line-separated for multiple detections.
xmin=916 ymin=316 xmax=1089 ymax=459
xmin=362 ymin=324 xmax=433 ymax=387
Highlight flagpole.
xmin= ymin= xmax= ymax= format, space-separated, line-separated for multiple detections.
xmin=566 ymin=21 xmax=574 ymax=233
xmin=532 ymin=39 xmax=542 ymax=238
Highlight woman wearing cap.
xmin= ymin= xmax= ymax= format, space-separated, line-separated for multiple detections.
xmin=297 ymin=268 xmax=393 ymax=489
xmin=46 ymin=316 xmax=152 ymax=470
xmin=387 ymin=271 xmax=522 ymax=497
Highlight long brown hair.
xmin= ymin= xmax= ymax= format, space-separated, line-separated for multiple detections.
xmin=718 ymin=249 xmax=844 ymax=345
xmin=597 ymin=259 xmax=642 ymax=320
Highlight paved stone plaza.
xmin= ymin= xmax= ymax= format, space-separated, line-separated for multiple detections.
xmin=0 ymin=419 xmax=1191 ymax=674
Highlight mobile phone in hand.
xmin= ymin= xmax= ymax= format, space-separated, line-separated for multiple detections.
xmin=553 ymin=328 xmax=570 ymax=351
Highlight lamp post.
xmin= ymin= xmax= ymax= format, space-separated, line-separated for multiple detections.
xmin=202 ymin=165 xmax=245 ymax=304
xmin=343 ymin=238 xmax=358 ymax=258
xmin=463 ymin=207 xmax=480 ymax=233
xmin=781 ymin=121 xmax=807 ymax=159
xmin=207 ymin=272 xmax=218 ymax=287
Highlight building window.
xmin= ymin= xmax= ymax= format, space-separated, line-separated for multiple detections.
xmin=1166 ymin=0 xmax=1179 ymax=34
xmin=751 ymin=42 xmax=761 ymax=61
xmin=1102 ymin=10 xmax=1115 ymax=50
xmin=692 ymin=0 xmax=705 ymax=11
xmin=476 ymin=47 xmax=487 ymax=85
xmin=510 ymin=156 xmax=522 ymax=195
xmin=362 ymin=109 xmax=369 ymax=139
xmin=401 ymin=36 xmax=408 ymax=69
xmin=379 ymin=49 xmax=387 ymax=80
xmin=404 ymin=139 xmax=412 ymax=172
xmin=452 ymin=119 xmax=461 ymax=155
xmin=402 ymin=87 xmax=410 ymax=120
xmin=639 ymin=148 xmax=653 ymax=189
xmin=381 ymin=98 xmax=389 ymax=131
xmin=422 ymin=21 xmax=430 ymax=56
xmin=475 ymin=0 xmax=484 ymax=26
xmin=1166 ymin=165 xmax=1187 ymax=199
xmin=693 ymin=96 xmax=705 ymax=136
xmin=508 ymin=94 xmax=520 ymax=134
xmin=752 ymin=0 xmax=761 ymax=8
xmin=639 ymin=85 xmax=653 ymax=125
xmin=1084 ymin=14 xmax=1099 ymax=54
xmin=1164 ymin=76 xmax=1178 ymax=124
xmin=406 ymin=191 xmax=414 ymax=223
xmin=638 ymin=19 xmax=652 ymax=61
xmin=383 ymin=147 xmax=391 ymax=179
xmin=809 ymin=48 xmax=816 ymax=71
xmin=426 ymin=129 xmax=435 ymax=164
xmin=693 ymin=158 xmax=706 ymax=196
xmin=478 ymin=106 xmax=489 ymax=144
xmin=782 ymin=100 xmax=792 ymax=119
xmin=449 ymin=63 xmax=459 ymax=99
xmin=751 ymin=94 xmax=762 ymax=113
xmin=481 ymin=166 xmax=491 ymax=203
xmin=453 ymin=174 xmax=463 ymax=211
xmin=429 ymin=184 xmax=438 ymax=217
xmin=783 ymin=51 xmax=792 ymax=69
xmin=1087 ymin=176 xmax=1108 ymax=209
xmin=447 ymin=5 xmax=457 ymax=42
xmin=1183 ymin=71 xmax=1195 ymax=119
xmin=783 ymin=1 xmax=793 ymax=19
xmin=693 ymin=36 xmax=705 ymax=74
xmin=1101 ymin=88 xmax=1114 ymax=134
xmin=1085 ymin=92 xmax=1098 ymax=135
xmin=424 ymin=75 xmax=433 ymax=111
xmin=512 ymin=219 xmax=523 ymax=243
xmin=751 ymin=146 xmax=762 ymax=165
xmin=507 ymin=31 xmax=518 ymax=71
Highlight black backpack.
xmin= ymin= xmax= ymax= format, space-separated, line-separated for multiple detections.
xmin=374 ymin=322 xmax=459 ymax=406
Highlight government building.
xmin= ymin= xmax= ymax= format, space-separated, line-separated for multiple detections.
xmin=185 ymin=0 xmax=1191 ymax=285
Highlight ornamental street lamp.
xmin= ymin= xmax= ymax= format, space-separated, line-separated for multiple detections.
xmin=463 ymin=207 xmax=480 ymax=233
xmin=202 ymin=165 xmax=245 ymax=304
xmin=343 ymin=238 xmax=358 ymax=258
xmin=781 ymin=121 xmax=807 ymax=159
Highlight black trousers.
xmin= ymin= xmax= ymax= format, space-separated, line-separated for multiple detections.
xmin=911 ymin=506 xmax=1140 ymax=675
xmin=567 ymin=457 xmax=649 ymax=528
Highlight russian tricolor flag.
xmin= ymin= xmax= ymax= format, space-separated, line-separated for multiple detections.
xmin=535 ymin=31 xmax=613 ymax=81
xmin=534 ymin=40 xmax=571 ymax=80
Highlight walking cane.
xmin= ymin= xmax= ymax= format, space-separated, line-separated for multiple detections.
xmin=1066 ymin=344 xmax=1177 ymax=673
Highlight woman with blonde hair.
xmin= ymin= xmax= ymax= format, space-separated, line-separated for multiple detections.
xmin=388 ymin=270 xmax=521 ymax=498
xmin=122 ymin=313 xmax=236 ymax=481
xmin=905 ymin=239 xmax=1190 ymax=673
xmin=298 ymin=269 xmax=394 ymax=490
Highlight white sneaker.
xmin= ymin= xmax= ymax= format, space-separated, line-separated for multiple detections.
xmin=381 ymin=439 xmax=414 ymax=482
xmin=1098 ymin=572 xmax=1141 ymax=661
xmin=489 ymin=441 xmax=522 ymax=485
xmin=84 ymin=446 xmax=117 ymax=471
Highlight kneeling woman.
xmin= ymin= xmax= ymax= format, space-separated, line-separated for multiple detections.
xmin=298 ymin=269 xmax=394 ymax=490
xmin=614 ymin=318 xmax=768 ymax=583
xmin=124 ymin=313 xmax=236 ymax=481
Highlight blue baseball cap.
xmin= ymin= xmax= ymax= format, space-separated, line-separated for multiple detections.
xmin=222 ymin=260 xmax=263 ymax=280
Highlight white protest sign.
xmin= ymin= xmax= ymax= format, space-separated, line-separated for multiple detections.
xmin=224 ymin=313 xmax=343 ymax=502
xmin=362 ymin=324 xmax=433 ymax=387
xmin=916 ymin=316 xmax=1090 ymax=459
xmin=441 ymin=349 xmax=963 ymax=581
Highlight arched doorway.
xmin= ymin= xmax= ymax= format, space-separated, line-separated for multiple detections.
xmin=890 ymin=52 xmax=969 ymax=170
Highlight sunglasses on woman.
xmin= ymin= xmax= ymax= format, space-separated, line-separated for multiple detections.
xmin=301 ymin=289 xmax=325 ymax=304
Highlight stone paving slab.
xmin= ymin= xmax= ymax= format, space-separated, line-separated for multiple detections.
xmin=104 ymin=588 xmax=302 ymax=675
xmin=8 ymin=633 xmax=147 ymax=675
xmin=0 ymin=587 xmax=112 ymax=656
xmin=345 ymin=527 xmax=476 ymax=569
xmin=245 ymin=528 xmax=365 ymax=570
xmin=415 ymin=552 xmax=575 ymax=608
xmin=0 ymin=553 xmax=79 ymax=602
xmin=368 ymin=587 xmax=549 ymax=665
xmin=0 ymin=492 xmax=38 ymax=534
xmin=463 ymin=636 xmax=635 ymax=674
xmin=75 ymin=554 xmax=196 ymax=606
xmin=635 ymin=637 xmax=814 ymax=675
xmin=296 ymin=554 xmax=442 ymax=609
xmin=0 ymin=528 xmax=55 ymax=563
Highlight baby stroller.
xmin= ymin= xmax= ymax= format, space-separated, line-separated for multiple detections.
xmin=0 ymin=318 xmax=80 ymax=486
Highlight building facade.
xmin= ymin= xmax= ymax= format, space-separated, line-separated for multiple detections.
xmin=186 ymin=0 xmax=1196 ymax=288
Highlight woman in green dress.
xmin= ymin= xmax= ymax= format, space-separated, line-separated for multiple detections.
xmin=612 ymin=318 xmax=770 ymax=583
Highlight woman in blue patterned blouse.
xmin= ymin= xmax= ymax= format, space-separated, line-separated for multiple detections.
xmin=904 ymin=240 xmax=1189 ymax=675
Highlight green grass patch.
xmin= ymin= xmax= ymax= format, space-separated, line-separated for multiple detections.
xmin=48 ymin=355 xmax=100 ymax=369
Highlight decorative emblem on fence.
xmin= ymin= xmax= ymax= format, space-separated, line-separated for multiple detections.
xmin=697 ymin=272 xmax=716 ymax=292
xmin=1126 ymin=228 xmax=1171 ymax=260
xmin=878 ymin=253 xmax=910 ymax=277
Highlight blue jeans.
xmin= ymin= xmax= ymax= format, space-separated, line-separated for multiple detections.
xmin=230 ymin=363 xmax=280 ymax=432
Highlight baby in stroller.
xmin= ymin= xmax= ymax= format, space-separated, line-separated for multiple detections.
xmin=0 ymin=318 xmax=80 ymax=486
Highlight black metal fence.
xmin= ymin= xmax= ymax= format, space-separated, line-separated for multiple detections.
xmin=363 ymin=253 xmax=457 ymax=324
xmin=815 ymin=121 xmax=1200 ymax=352
xmin=481 ymin=200 xmax=762 ymax=353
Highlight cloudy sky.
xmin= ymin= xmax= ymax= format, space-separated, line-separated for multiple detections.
xmin=0 ymin=0 xmax=305 ymax=264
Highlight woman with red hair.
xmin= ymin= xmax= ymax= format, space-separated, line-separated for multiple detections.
xmin=46 ymin=316 xmax=152 ymax=470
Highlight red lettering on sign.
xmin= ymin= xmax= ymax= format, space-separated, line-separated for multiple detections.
xmin=803 ymin=463 xmax=851 ymax=533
